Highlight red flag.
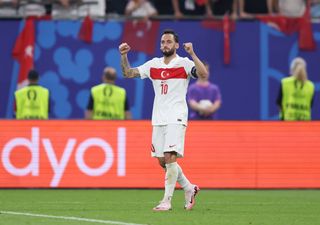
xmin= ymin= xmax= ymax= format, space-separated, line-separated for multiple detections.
xmin=223 ymin=14 xmax=231 ymax=65
xmin=12 ymin=19 xmax=35 ymax=87
xmin=298 ymin=0 xmax=316 ymax=50
xmin=257 ymin=15 xmax=299 ymax=34
xmin=79 ymin=15 xmax=93 ymax=43
xmin=257 ymin=1 xmax=316 ymax=51
xmin=201 ymin=17 xmax=235 ymax=65
xmin=122 ymin=20 xmax=160 ymax=55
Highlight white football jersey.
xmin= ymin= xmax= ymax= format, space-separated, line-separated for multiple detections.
xmin=138 ymin=54 xmax=196 ymax=126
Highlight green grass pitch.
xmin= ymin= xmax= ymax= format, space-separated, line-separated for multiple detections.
xmin=0 ymin=189 xmax=320 ymax=225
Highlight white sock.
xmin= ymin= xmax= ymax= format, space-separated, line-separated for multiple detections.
xmin=176 ymin=163 xmax=192 ymax=191
xmin=163 ymin=162 xmax=178 ymax=202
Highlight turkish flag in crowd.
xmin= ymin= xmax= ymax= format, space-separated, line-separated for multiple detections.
xmin=257 ymin=0 xmax=316 ymax=51
xmin=201 ymin=15 xmax=235 ymax=65
xmin=12 ymin=19 xmax=35 ymax=88
xmin=122 ymin=20 xmax=160 ymax=55
xmin=79 ymin=15 xmax=93 ymax=43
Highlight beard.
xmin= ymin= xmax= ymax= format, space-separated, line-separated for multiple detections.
xmin=161 ymin=48 xmax=175 ymax=57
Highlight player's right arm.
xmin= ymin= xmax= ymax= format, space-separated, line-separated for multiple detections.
xmin=119 ymin=43 xmax=141 ymax=78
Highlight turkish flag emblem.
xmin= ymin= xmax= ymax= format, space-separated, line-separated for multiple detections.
xmin=150 ymin=67 xmax=187 ymax=80
xmin=122 ymin=20 xmax=160 ymax=55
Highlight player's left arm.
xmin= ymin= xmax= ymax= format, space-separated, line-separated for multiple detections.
xmin=183 ymin=42 xmax=208 ymax=78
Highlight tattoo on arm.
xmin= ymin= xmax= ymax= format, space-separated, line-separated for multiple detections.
xmin=121 ymin=56 xmax=129 ymax=76
xmin=121 ymin=55 xmax=140 ymax=78
xmin=127 ymin=68 xmax=140 ymax=78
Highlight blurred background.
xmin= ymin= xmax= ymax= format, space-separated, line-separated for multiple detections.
xmin=0 ymin=0 xmax=319 ymax=120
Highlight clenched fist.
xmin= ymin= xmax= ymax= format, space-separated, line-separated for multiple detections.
xmin=119 ymin=43 xmax=131 ymax=55
xmin=183 ymin=42 xmax=194 ymax=56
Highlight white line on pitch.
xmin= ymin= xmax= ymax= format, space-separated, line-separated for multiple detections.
xmin=0 ymin=211 xmax=147 ymax=225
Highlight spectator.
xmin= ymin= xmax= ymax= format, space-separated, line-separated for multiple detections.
xmin=52 ymin=0 xmax=78 ymax=18
xmin=172 ymin=0 xmax=213 ymax=18
xmin=151 ymin=0 xmax=174 ymax=15
xmin=106 ymin=0 xmax=126 ymax=15
xmin=19 ymin=0 xmax=46 ymax=17
xmin=209 ymin=0 xmax=238 ymax=18
xmin=85 ymin=67 xmax=131 ymax=120
xmin=187 ymin=62 xmax=222 ymax=120
xmin=78 ymin=0 xmax=106 ymax=17
xmin=239 ymin=0 xmax=273 ymax=18
xmin=125 ymin=0 xmax=158 ymax=18
xmin=277 ymin=57 xmax=315 ymax=120
xmin=273 ymin=0 xmax=306 ymax=17
xmin=14 ymin=70 xmax=50 ymax=119
xmin=0 ymin=0 xmax=18 ymax=17
xmin=311 ymin=0 xmax=320 ymax=17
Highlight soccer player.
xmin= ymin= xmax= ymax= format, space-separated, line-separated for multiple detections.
xmin=119 ymin=29 xmax=208 ymax=211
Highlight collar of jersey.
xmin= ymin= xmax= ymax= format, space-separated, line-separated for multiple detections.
xmin=161 ymin=54 xmax=179 ymax=65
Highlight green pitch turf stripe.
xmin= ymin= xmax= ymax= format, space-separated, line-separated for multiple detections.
xmin=0 ymin=211 xmax=147 ymax=225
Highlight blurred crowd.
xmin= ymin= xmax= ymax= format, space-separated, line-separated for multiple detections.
xmin=0 ymin=0 xmax=320 ymax=18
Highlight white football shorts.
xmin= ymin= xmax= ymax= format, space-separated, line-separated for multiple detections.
xmin=151 ymin=124 xmax=187 ymax=158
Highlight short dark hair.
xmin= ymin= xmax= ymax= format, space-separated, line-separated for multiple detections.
xmin=162 ymin=29 xmax=179 ymax=43
xmin=28 ymin=69 xmax=39 ymax=81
